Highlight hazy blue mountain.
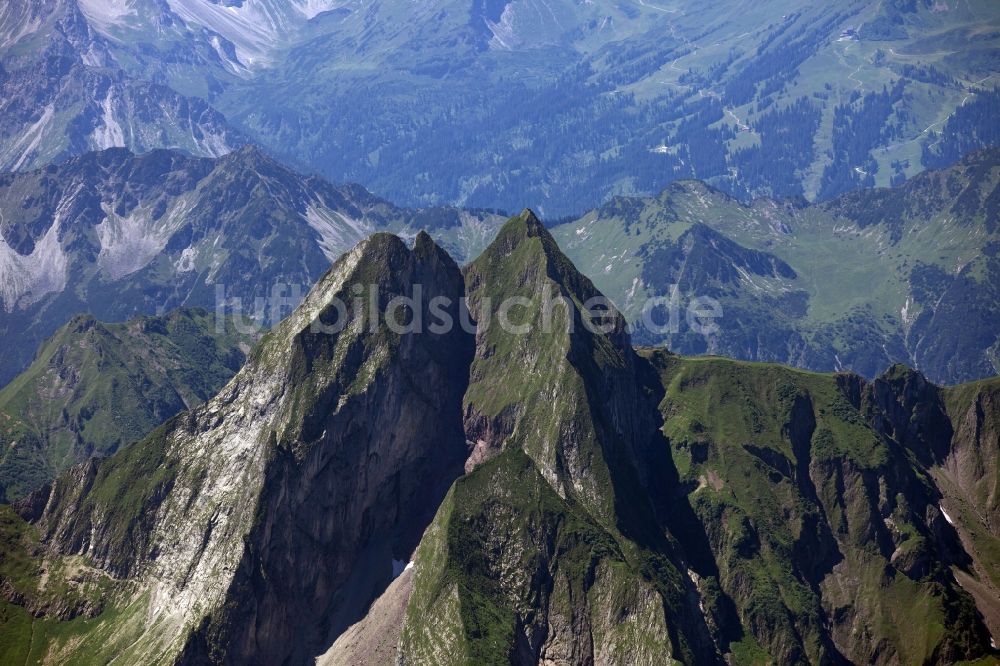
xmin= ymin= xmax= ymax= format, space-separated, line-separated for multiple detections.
xmin=1 ymin=145 xmax=997 ymax=390
xmin=2 ymin=0 xmax=998 ymax=215
xmin=0 ymin=0 xmax=245 ymax=171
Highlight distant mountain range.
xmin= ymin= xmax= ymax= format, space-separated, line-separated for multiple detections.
xmin=2 ymin=0 xmax=999 ymax=214
xmin=2 ymin=145 xmax=997 ymax=389
xmin=550 ymin=147 xmax=1000 ymax=384
xmin=0 ymin=146 xmax=504 ymax=385
xmin=1 ymin=213 xmax=996 ymax=664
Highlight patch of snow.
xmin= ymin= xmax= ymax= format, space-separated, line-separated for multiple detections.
xmin=939 ymin=504 xmax=955 ymax=526
xmin=900 ymin=299 xmax=909 ymax=323
xmin=623 ymin=276 xmax=640 ymax=311
xmin=174 ymin=246 xmax=197 ymax=273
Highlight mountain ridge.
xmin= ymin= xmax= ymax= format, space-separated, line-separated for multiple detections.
xmin=0 ymin=145 xmax=506 ymax=385
xmin=0 ymin=215 xmax=996 ymax=664
xmin=2 ymin=145 xmax=998 ymax=391
xmin=0 ymin=306 xmax=254 ymax=502
xmin=552 ymin=146 xmax=1000 ymax=384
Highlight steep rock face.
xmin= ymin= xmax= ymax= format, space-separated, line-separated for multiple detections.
xmin=0 ymin=307 xmax=252 ymax=502
xmin=861 ymin=364 xmax=953 ymax=466
xmin=33 ymin=232 xmax=473 ymax=663
xmin=934 ymin=377 xmax=1000 ymax=640
xmin=941 ymin=380 xmax=1000 ymax=536
xmin=400 ymin=211 xmax=717 ymax=665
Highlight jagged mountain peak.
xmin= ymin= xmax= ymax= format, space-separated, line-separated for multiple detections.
xmin=473 ymin=208 xmax=617 ymax=320
xmin=216 ymin=141 xmax=277 ymax=168
xmin=33 ymin=227 xmax=473 ymax=663
xmin=507 ymin=207 xmax=546 ymax=233
xmin=864 ymin=362 xmax=953 ymax=466
xmin=479 ymin=207 xmax=555 ymax=258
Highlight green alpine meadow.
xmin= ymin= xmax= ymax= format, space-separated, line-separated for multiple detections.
xmin=1 ymin=0 xmax=999 ymax=664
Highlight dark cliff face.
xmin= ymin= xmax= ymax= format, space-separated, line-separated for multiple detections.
xmin=862 ymin=364 xmax=954 ymax=465
xmin=30 ymin=232 xmax=474 ymax=663
xmin=176 ymin=233 xmax=475 ymax=665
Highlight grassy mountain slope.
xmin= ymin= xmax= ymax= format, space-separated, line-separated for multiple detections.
xmin=553 ymin=148 xmax=1000 ymax=384
xmin=647 ymin=353 xmax=994 ymax=663
xmin=0 ymin=307 xmax=252 ymax=502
